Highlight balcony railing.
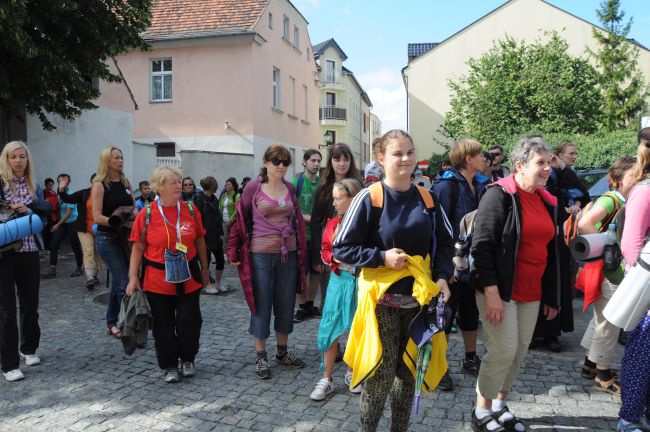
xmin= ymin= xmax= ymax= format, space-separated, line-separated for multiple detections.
xmin=156 ymin=156 xmax=181 ymax=168
xmin=319 ymin=105 xmax=347 ymax=121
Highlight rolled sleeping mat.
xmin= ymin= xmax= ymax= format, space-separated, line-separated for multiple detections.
xmin=0 ymin=214 xmax=43 ymax=247
xmin=569 ymin=233 xmax=608 ymax=261
xmin=603 ymin=241 xmax=650 ymax=331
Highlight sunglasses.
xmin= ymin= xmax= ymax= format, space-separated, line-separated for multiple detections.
xmin=489 ymin=152 xmax=502 ymax=157
xmin=270 ymin=159 xmax=290 ymax=167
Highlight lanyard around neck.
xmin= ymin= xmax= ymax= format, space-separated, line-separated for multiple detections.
xmin=157 ymin=200 xmax=181 ymax=248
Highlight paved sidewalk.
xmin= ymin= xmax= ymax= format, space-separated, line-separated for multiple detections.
xmin=0 ymin=250 xmax=623 ymax=431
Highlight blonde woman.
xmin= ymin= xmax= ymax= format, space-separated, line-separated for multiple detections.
xmin=128 ymin=166 xmax=209 ymax=383
xmin=91 ymin=146 xmax=135 ymax=339
xmin=0 ymin=141 xmax=51 ymax=381
xmin=617 ymin=128 xmax=650 ymax=432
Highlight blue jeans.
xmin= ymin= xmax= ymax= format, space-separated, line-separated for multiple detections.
xmin=96 ymin=232 xmax=129 ymax=326
xmin=249 ymin=251 xmax=298 ymax=340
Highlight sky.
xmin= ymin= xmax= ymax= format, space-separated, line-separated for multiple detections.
xmin=293 ymin=0 xmax=650 ymax=132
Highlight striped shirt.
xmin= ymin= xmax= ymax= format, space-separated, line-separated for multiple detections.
xmin=5 ymin=176 xmax=38 ymax=252
xmin=250 ymin=190 xmax=297 ymax=254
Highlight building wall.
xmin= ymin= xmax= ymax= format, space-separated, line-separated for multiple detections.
xmin=26 ymin=106 xmax=140 ymax=187
xmin=316 ymin=45 xmax=366 ymax=168
xmin=369 ymin=112 xmax=382 ymax=159
xmin=404 ymin=0 xmax=650 ymax=159
xmin=250 ymin=0 xmax=320 ymax=173
xmin=179 ymin=150 xmax=254 ymax=185
xmin=107 ymin=0 xmax=320 ymax=181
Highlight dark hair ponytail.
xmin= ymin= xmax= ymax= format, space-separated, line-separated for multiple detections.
xmin=259 ymin=167 xmax=268 ymax=183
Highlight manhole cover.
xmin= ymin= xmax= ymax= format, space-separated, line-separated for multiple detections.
xmin=93 ymin=293 xmax=110 ymax=305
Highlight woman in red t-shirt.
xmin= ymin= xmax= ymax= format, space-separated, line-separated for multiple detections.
xmin=127 ymin=166 xmax=208 ymax=383
xmin=470 ymin=137 xmax=560 ymax=432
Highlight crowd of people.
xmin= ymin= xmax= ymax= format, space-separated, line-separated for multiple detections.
xmin=0 ymin=127 xmax=648 ymax=432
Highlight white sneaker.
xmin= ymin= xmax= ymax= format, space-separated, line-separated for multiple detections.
xmin=204 ymin=284 xmax=219 ymax=294
xmin=216 ymin=284 xmax=228 ymax=293
xmin=3 ymin=369 xmax=25 ymax=382
xmin=310 ymin=377 xmax=334 ymax=401
xmin=345 ymin=371 xmax=362 ymax=394
xmin=20 ymin=353 xmax=41 ymax=366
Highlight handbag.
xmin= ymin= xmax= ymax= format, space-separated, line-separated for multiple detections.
xmin=163 ymin=249 xmax=191 ymax=284
xmin=603 ymin=240 xmax=650 ymax=331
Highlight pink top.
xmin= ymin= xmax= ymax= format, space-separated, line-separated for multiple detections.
xmin=621 ymin=181 xmax=650 ymax=270
xmin=250 ymin=190 xmax=297 ymax=254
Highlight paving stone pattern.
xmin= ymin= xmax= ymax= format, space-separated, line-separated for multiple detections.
xmin=0 ymin=248 xmax=623 ymax=431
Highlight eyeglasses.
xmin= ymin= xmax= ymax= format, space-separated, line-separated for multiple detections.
xmin=271 ymin=159 xmax=290 ymax=167
xmin=183 ymin=183 xmax=194 ymax=187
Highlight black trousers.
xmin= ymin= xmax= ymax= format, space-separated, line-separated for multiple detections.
xmin=146 ymin=289 xmax=202 ymax=370
xmin=206 ymin=240 xmax=224 ymax=272
xmin=49 ymin=223 xmax=83 ymax=267
xmin=0 ymin=252 xmax=40 ymax=372
xmin=444 ymin=280 xmax=480 ymax=334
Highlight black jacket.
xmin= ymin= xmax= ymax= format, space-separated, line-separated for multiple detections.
xmin=547 ymin=167 xmax=590 ymax=222
xmin=193 ymin=193 xmax=223 ymax=250
xmin=58 ymin=188 xmax=91 ymax=233
xmin=470 ymin=175 xmax=560 ymax=308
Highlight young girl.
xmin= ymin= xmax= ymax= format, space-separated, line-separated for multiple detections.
xmin=333 ymin=130 xmax=453 ymax=431
xmin=310 ymin=178 xmax=363 ymax=401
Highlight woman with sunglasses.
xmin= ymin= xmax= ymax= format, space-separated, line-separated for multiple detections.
xmin=227 ymin=144 xmax=307 ymax=379
xmin=181 ymin=177 xmax=199 ymax=202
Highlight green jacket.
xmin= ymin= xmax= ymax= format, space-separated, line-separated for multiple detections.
xmin=218 ymin=191 xmax=240 ymax=222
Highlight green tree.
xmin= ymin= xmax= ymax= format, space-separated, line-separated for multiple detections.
xmin=590 ymin=0 xmax=648 ymax=131
xmin=0 ymin=0 xmax=151 ymax=130
xmin=442 ymin=33 xmax=603 ymax=148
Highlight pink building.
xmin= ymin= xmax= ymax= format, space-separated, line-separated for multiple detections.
xmin=116 ymin=0 xmax=321 ymax=180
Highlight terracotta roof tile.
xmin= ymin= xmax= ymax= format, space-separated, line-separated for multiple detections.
xmin=144 ymin=0 xmax=269 ymax=39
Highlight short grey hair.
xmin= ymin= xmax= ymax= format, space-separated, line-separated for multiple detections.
xmin=510 ymin=136 xmax=551 ymax=167
xmin=150 ymin=165 xmax=182 ymax=194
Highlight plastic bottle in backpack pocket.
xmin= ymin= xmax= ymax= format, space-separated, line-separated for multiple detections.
xmin=603 ymin=224 xmax=622 ymax=271
xmin=453 ymin=240 xmax=469 ymax=271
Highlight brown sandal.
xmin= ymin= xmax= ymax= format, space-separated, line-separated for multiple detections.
xmin=107 ymin=324 xmax=122 ymax=339
xmin=595 ymin=376 xmax=621 ymax=396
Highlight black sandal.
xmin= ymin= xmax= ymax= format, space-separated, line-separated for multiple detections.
xmin=493 ymin=405 xmax=528 ymax=432
xmin=471 ymin=408 xmax=506 ymax=432
xmin=581 ymin=364 xmax=597 ymax=379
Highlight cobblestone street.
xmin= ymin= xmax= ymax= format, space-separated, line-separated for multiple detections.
xmin=0 ymin=249 xmax=623 ymax=431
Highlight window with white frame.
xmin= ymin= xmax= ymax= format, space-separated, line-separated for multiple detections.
xmin=151 ymin=59 xmax=172 ymax=102
xmin=325 ymin=60 xmax=335 ymax=83
xmin=290 ymin=76 xmax=296 ymax=115
xmin=303 ymin=85 xmax=308 ymax=119
xmin=273 ymin=67 xmax=281 ymax=109
xmin=283 ymin=16 xmax=289 ymax=40
xmin=293 ymin=26 xmax=299 ymax=49
xmin=268 ymin=12 xmax=273 ymax=28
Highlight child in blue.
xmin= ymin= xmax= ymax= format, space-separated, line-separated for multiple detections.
xmin=310 ymin=178 xmax=364 ymax=401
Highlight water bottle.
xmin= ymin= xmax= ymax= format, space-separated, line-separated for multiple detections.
xmin=603 ymin=224 xmax=618 ymax=271
xmin=606 ymin=224 xmax=617 ymax=245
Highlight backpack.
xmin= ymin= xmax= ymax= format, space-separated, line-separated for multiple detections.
xmin=563 ymin=191 xmax=621 ymax=246
xmin=294 ymin=172 xmax=305 ymax=197
xmin=140 ymin=200 xmax=197 ymax=243
xmin=432 ymin=177 xmax=460 ymax=224
xmin=452 ymin=209 xmax=479 ymax=283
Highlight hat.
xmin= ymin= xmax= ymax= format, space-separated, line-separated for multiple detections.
xmin=409 ymin=293 xmax=452 ymax=347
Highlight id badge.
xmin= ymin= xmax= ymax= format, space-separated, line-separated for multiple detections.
xmin=176 ymin=242 xmax=188 ymax=253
